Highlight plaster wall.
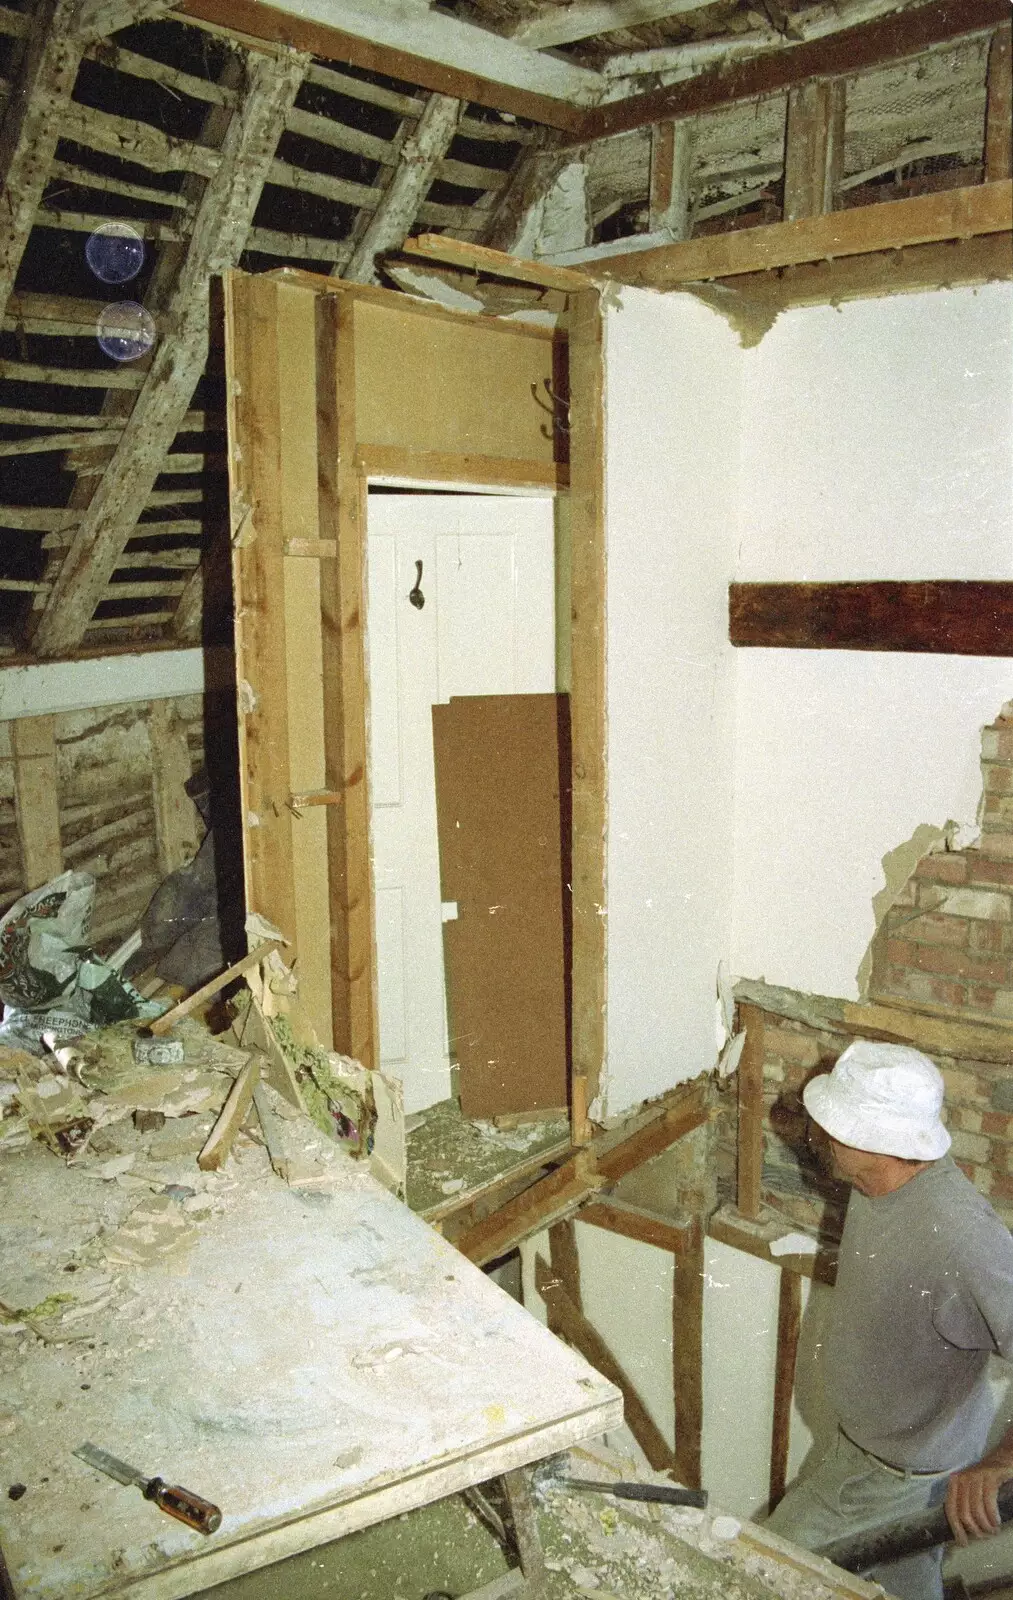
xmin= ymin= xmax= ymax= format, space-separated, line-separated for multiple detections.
xmin=601 ymin=288 xmax=740 ymax=1116
xmin=730 ymin=283 xmax=1013 ymax=1000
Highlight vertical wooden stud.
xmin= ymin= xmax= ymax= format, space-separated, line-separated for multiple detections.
xmin=549 ymin=1218 xmax=582 ymax=1312
xmin=277 ymin=281 xmax=333 ymax=1046
xmin=12 ymin=715 xmax=62 ymax=890
xmin=672 ymin=1214 xmax=704 ymax=1490
xmin=769 ymin=1267 xmax=803 ymax=1513
xmin=737 ymin=1002 xmax=765 ymax=1220
xmin=566 ymin=288 xmax=607 ymax=1125
xmin=148 ymin=700 xmax=199 ymax=876
xmin=783 ymin=79 xmax=845 ymax=222
xmin=985 ymin=23 xmax=1012 ymax=183
xmin=316 ymin=291 xmax=378 ymax=1069
xmin=650 ymin=120 xmax=694 ymax=239
xmin=224 ymin=271 xmax=298 ymax=956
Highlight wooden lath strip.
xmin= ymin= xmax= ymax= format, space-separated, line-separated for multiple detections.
xmin=56 ymin=101 xmax=222 ymax=177
xmin=0 ymin=358 xmax=145 ymax=388
xmin=266 ymin=154 xmax=477 ymax=229
xmin=48 ymin=157 xmax=194 ymax=211
xmin=33 ymin=207 xmax=189 ymax=242
xmin=32 ymin=47 xmax=309 ymax=657
xmin=85 ymin=40 xmax=241 ymax=107
xmin=0 ymin=0 xmax=87 ymax=325
xmin=246 ymin=227 xmax=352 ymax=264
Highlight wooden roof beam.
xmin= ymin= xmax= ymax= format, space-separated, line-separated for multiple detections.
xmin=31 ymin=48 xmax=308 ymax=658
xmin=512 ymin=0 xmax=721 ymax=51
xmin=573 ymin=181 xmax=1012 ymax=287
xmin=0 ymin=0 xmax=86 ymax=325
xmin=582 ymin=0 xmax=1012 ymax=140
xmin=178 ymin=0 xmax=598 ymax=129
xmin=343 ymin=93 xmax=461 ymax=284
xmin=398 ymin=232 xmax=592 ymax=291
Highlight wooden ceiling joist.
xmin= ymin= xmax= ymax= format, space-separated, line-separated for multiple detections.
xmin=344 ymin=93 xmax=461 ymax=284
xmin=400 ymin=232 xmax=592 ymax=291
xmin=578 ymin=180 xmax=1012 ymax=287
xmin=512 ymin=0 xmax=711 ymax=50
xmin=581 ymin=0 xmax=1011 ymax=139
xmin=31 ymin=46 xmax=309 ymax=656
xmin=178 ymin=0 xmax=595 ymax=130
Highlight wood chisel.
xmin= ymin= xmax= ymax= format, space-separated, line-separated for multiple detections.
xmin=554 ymin=1477 xmax=708 ymax=1509
xmin=73 ymin=1443 xmax=222 ymax=1534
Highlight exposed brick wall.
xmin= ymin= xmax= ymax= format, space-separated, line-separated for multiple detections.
xmin=717 ymin=1011 xmax=1013 ymax=1243
xmin=720 ymin=712 xmax=1013 ymax=1242
xmin=870 ymin=714 xmax=1013 ymax=1021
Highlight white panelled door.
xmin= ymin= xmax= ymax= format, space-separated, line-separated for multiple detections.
xmin=366 ymin=493 xmax=556 ymax=1115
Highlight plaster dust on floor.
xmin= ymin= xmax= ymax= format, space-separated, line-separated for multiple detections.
xmin=190 ymin=1442 xmax=865 ymax=1600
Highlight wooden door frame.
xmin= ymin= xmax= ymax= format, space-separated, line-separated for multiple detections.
xmin=225 ymin=270 xmax=606 ymax=1144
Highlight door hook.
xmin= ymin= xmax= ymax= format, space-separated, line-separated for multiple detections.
xmin=409 ymin=559 xmax=425 ymax=609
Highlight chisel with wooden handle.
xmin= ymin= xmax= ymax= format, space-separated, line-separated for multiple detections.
xmin=73 ymin=1443 xmax=222 ymax=1534
xmin=555 ymin=1477 xmax=709 ymax=1509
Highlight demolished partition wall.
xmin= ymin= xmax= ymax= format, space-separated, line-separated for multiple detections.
xmin=521 ymin=279 xmax=1013 ymax=1542
xmin=0 ymin=650 xmax=207 ymax=945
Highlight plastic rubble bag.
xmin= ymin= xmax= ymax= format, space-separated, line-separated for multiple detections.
xmin=0 ymin=871 xmax=163 ymax=1054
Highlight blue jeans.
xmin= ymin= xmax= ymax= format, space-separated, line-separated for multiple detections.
xmin=765 ymin=1430 xmax=950 ymax=1600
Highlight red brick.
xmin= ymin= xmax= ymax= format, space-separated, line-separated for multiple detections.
xmin=988 ymin=1172 xmax=1013 ymax=1202
xmin=983 ymin=763 xmax=1013 ymax=794
xmin=930 ymin=977 xmax=969 ymax=1009
xmin=968 ymin=856 xmax=1013 ymax=887
xmin=969 ymin=921 xmax=1006 ymax=955
xmin=905 ymin=913 xmax=971 ymax=949
xmin=969 ymin=985 xmax=1000 ymax=1011
xmin=982 ymin=727 xmax=1013 ymax=761
xmin=982 ymin=1110 xmax=1013 ymax=1138
xmin=977 ymin=833 xmax=1013 ymax=862
xmin=885 ymin=941 xmax=1006 ymax=984
xmin=914 ymin=854 xmax=969 ymax=885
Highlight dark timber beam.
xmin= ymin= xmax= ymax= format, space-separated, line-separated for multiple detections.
xmin=581 ymin=0 xmax=1011 ymax=140
xmin=729 ymin=583 xmax=1013 ymax=656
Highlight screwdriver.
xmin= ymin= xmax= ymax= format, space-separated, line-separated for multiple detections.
xmin=554 ymin=1477 xmax=709 ymax=1509
xmin=73 ymin=1442 xmax=222 ymax=1534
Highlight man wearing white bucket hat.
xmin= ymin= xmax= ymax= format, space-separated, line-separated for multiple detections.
xmin=766 ymin=1039 xmax=1013 ymax=1600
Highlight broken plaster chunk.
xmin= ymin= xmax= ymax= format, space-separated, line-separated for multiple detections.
xmin=710 ymin=1515 xmax=741 ymax=1542
xmin=769 ymin=1231 xmax=818 ymax=1257
xmin=102 ymin=1195 xmax=199 ymax=1267
xmin=98 ymin=1154 xmax=136 ymax=1181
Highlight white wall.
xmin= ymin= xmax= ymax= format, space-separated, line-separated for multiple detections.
xmin=570 ymin=280 xmax=1013 ymax=1537
xmin=731 ymin=282 xmax=1013 ymax=1000
xmin=602 ymin=288 xmax=741 ymax=1116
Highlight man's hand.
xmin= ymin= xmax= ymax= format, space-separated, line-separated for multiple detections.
xmin=946 ymin=1462 xmax=1013 ymax=1544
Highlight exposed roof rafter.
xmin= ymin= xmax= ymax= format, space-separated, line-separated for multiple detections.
xmin=343 ymin=92 xmax=461 ymax=284
xmin=31 ymin=46 xmax=309 ymax=657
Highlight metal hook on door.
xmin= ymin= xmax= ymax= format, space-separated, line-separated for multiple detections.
xmin=409 ymin=559 xmax=425 ymax=609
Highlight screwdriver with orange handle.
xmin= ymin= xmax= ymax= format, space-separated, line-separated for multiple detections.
xmin=73 ymin=1442 xmax=222 ymax=1534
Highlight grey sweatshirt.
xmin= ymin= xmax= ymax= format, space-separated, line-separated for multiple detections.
xmin=826 ymin=1154 xmax=1013 ymax=1471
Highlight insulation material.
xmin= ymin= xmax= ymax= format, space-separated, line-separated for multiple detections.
xmin=433 ymin=694 xmax=569 ymax=1120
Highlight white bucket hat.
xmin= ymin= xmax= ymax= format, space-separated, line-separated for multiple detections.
xmin=802 ymin=1040 xmax=951 ymax=1160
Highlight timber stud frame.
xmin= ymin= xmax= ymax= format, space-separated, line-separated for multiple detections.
xmin=224 ymin=266 xmax=606 ymax=1144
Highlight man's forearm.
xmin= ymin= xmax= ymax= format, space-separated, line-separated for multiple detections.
xmin=946 ymin=1426 xmax=1013 ymax=1544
